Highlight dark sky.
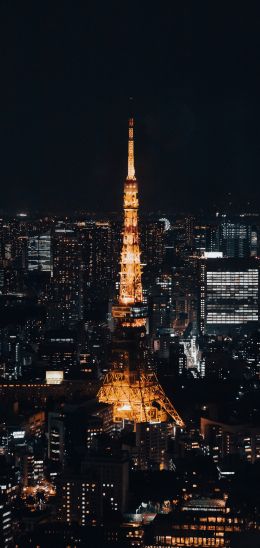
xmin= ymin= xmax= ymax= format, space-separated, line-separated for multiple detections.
xmin=1 ymin=3 xmax=260 ymax=214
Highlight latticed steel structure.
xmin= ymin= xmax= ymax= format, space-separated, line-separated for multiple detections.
xmin=111 ymin=117 xmax=145 ymax=328
xmin=98 ymin=369 xmax=184 ymax=425
xmin=119 ymin=118 xmax=143 ymax=309
xmin=98 ymin=118 xmax=184 ymax=428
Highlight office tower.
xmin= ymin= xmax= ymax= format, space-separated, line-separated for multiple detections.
xmin=49 ymin=228 xmax=83 ymax=328
xmin=218 ymin=220 xmax=255 ymax=258
xmin=169 ymin=340 xmax=187 ymax=378
xmin=136 ymin=421 xmax=169 ymax=470
xmin=39 ymin=330 xmax=78 ymax=377
xmin=185 ymin=215 xmax=195 ymax=247
xmin=22 ymin=452 xmax=35 ymax=487
xmin=27 ymin=231 xmax=52 ymax=273
xmin=141 ymin=217 xmax=165 ymax=271
xmin=149 ymin=291 xmax=172 ymax=335
xmin=201 ymin=417 xmax=260 ymax=464
xmin=149 ymin=274 xmax=173 ymax=335
xmin=48 ymin=411 xmax=66 ymax=466
xmin=0 ymin=217 xmax=28 ymax=266
xmin=48 ymin=406 xmax=101 ymax=468
xmin=33 ymin=457 xmax=44 ymax=483
xmin=171 ymin=264 xmax=196 ymax=336
xmin=81 ymin=220 xmax=119 ymax=290
xmin=91 ymin=221 xmax=118 ymax=289
xmin=98 ymin=117 xmax=184 ymax=427
xmin=81 ymin=220 xmax=121 ymax=322
xmin=59 ymin=448 xmax=129 ymax=524
xmin=59 ymin=474 xmax=99 ymax=525
xmin=0 ymin=496 xmax=12 ymax=547
xmin=199 ymin=258 xmax=259 ymax=335
xmin=0 ymin=218 xmax=29 ymax=293
xmin=85 ymin=417 xmax=103 ymax=450
xmin=193 ymin=223 xmax=219 ymax=256
xmin=82 ymin=449 xmax=129 ymax=515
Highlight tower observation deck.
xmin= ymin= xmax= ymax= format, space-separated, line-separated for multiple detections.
xmin=98 ymin=118 xmax=184 ymax=427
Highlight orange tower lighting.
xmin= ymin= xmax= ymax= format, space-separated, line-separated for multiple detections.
xmin=98 ymin=117 xmax=184 ymax=427
xmin=112 ymin=118 xmax=145 ymax=327
xmin=119 ymin=118 xmax=143 ymax=306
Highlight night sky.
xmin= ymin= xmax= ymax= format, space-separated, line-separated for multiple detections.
xmin=1 ymin=3 xmax=260 ymax=214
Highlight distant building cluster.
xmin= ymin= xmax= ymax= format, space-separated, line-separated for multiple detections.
xmin=0 ymin=210 xmax=259 ymax=546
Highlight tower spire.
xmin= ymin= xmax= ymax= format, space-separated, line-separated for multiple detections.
xmin=127 ymin=117 xmax=136 ymax=180
xmin=97 ymin=116 xmax=184 ymax=428
xmin=118 ymin=117 xmax=143 ymax=313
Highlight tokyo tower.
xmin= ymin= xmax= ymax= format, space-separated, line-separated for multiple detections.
xmin=97 ymin=117 xmax=184 ymax=427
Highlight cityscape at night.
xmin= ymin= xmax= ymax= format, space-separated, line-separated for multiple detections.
xmin=1 ymin=3 xmax=260 ymax=548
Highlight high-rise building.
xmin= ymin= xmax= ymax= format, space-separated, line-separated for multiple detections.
xmin=59 ymin=449 xmax=129 ymax=524
xmin=82 ymin=449 xmax=129 ymax=516
xmin=81 ymin=220 xmax=119 ymax=290
xmin=141 ymin=217 xmax=165 ymax=272
xmin=91 ymin=221 xmax=118 ymax=289
xmin=136 ymin=422 xmax=169 ymax=470
xmin=171 ymin=264 xmax=196 ymax=335
xmin=218 ymin=220 xmax=257 ymax=258
xmin=193 ymin=224 xmax=219 ymax=256
xmin=49 ymin=228 xmax=83 ymax=328
xmin=201 ymin=417 xmax=260 ymax=464
xmin=200 ymin=258 xmax=259 ymax=335
xmin=169 ymin=339 xmax=187 ymax=378
xmin=27 ymin=231 xmax=52 ymax=273
xmin=185 ymin=215 xmax=195 ymax=247
xmin=149 ymin=274 xmax=173 ymax=335
xmin=59 ymin=473 xmax=99 ymax=525
xmin=0 ymin=496 xmax=13 ymax=547
xmin=22 ymin=452 xmax=35 ymax=487
xmin=48 ymin=411 xmax=66 ymax=465
xmin=39 ymin=330 xmax=78 ymax=377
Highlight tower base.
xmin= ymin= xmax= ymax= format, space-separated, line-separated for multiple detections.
xmin=97 ymin=369 xmax=184 ymax=427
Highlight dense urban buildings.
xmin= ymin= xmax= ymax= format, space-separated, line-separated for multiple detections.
xmin=1 ymin=129 xmax=260 ymax=546
xmin=1 ymin=0 xmax=260 ymax=543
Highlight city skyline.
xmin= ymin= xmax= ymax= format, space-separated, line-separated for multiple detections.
xmin=1 ymin=5 xmax=260 ymax=547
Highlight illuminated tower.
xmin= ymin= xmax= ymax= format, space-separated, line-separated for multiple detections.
xmin=112 ymin=118 xmax=146 ymax=327
xmin=98 ymin=118 xmax=184 ymax=427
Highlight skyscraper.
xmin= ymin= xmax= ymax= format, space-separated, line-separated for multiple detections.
xmin=27 ymin=231 xmax=52 ymax=273
xmin=59 ymin=449 xmax=129 ymax=524
xmin=141 ymin=217 xmax=165 ymax=272
xmin=200 ymin=258 xmax=259 ymax=335
xmin=218 ymin=220 xmax=256 ymax=258
xmin=48 ymin=227 xmax=83 ymax=328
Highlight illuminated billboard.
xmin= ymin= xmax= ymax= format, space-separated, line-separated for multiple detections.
xmin=46 ymin=371 xmax=64 ymax=385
